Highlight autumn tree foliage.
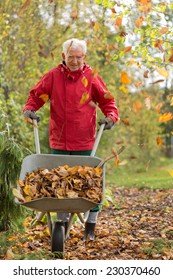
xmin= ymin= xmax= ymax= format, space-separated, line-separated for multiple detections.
xmin=0 ymin=0 xmax=173 ymax=169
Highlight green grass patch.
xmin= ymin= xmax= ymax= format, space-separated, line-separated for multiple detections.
xmin=106 ymin=157 xmax=173 ymax=189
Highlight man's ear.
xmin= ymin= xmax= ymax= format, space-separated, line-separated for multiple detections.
xmin=62 ymin=53 xmax=65 ymax=60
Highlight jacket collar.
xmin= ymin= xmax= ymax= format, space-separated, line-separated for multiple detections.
xmin=60 ymin=61 xmax=86 ymax=80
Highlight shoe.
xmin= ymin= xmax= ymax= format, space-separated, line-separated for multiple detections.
xmin=84 ymin=222 xmax=96 ymax=241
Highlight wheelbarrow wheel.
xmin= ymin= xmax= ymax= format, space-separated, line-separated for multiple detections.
xmin=51 ymin=221 xmax=65 ymax=257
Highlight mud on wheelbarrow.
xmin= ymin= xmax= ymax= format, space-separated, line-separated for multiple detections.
xmin=15 ymin=123 xmax=105 ymax=256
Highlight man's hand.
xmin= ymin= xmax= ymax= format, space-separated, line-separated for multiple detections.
xmin=23 ymin=110 xmax=40 ymax=123
xmin=98 ymin=117 xmax=114 ymax=130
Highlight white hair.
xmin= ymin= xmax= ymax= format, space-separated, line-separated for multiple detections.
xmin=62 ymin=38 xmax=87 ymax=55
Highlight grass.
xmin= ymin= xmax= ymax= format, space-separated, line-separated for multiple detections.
xmin=106 ymin=157 xmax=173 ymax=189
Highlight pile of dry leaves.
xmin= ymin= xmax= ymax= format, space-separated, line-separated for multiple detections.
xmin=15 ymin=165 xmax=103 ymax=203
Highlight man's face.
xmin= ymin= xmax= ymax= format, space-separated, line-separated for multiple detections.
xmin=62 ymin=46 xmax=86 ymax=72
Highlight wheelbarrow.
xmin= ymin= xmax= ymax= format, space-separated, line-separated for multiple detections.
xmin=15 ymin=120 xmax=106 ymax=255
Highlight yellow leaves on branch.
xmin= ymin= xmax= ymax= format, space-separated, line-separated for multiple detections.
xmin=159 ymin=112 xmax=173 ymax=123
xmin=120 ymin=71 xmax=131 ymax=85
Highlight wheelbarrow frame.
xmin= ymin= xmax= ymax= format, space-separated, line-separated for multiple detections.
xmin=16 ymin=122 xmax=105 ymax=255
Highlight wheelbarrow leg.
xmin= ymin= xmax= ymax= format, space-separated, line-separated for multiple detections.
xmin=46 ymin=212 xmax=52 ymax=236
xmin=36 ymin=211 xmax=46 ymax=222
xmin=65 ymin=213 xmax=75 ymax=239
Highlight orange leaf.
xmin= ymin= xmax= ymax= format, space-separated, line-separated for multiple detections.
xmin=156 ymin=136 xmax=163 ymax=145
xmin=159 ymin=112 xmax=173 ymax=122
xmin=39 ymin=94 xmax=49 ymax=103
xmin=124 ymin=46 xmax=132 ymax=53
xmin=154 ymin=39 xmax=162 ymax=47
xmin=156 ymin=102 xmax=164 ymax=113
xmin=104 ymin=90 xmax=114 ymax=99
xmin=135 ymin=18 xmax=143 ymax=28
xmin=81 ymin=76 xmax=88 ymax=87
xmin=154 ymin=40 xmax=164 ymax=52
xmin=120 ymin=71 xmax=131 ymax=84
xmin=80 ymin=92 xmax=89 ymax=104
xmin=115 ymin=17 xmax=122 ymax=28
xmin=112 ymin=147 xmax=119 ymax=166
xmin=121 ymin=119 xmax=130 ymax=126
xmin=92 ymin=68 xmax=98 ymax=77
xmin=133 ymin=101 xmax=142 ymax=112
xmin=159 ymin=27 xmax=168 ymax=35
xmin=18 ymin=0 xmax=32 ymax=16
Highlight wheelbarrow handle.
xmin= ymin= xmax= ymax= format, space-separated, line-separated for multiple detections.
xmin=90 ymin=123 xmax=105 ymax=157
xmin=33 ymin=120 xmax=105 ymax=156
xmin=33 ymin=119 xmax=41 ymax=154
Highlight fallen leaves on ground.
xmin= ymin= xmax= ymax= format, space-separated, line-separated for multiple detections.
xmin=2 ymin=187 xmax=173 ymax=260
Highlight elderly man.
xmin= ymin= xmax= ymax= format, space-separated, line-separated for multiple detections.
xmin=23 ymin=38 xmax=119 ymax=240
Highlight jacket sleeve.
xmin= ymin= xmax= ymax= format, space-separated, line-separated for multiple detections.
xmin=23 ymin=71 xmax=52 ymax=111
xmin=91 ymin=75 xmax=119 ymax=123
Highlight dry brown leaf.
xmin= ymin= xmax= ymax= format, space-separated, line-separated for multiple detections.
xmin=18 ymin=0 xmax=32 ymax=16
xmin=144 ymin=70 xmax=149 ymax=78
xmin=150 ymin=79 xmax=165 ymax=84
xmin=156 ymin=136 xmax=163 ymax=145
xmin=5 ymin=249 xmax=14 ymax=260
xmin=121 ymin=119 xmax=130 ymax=126
xmin=124 ymin=46 xmax=132 ymax=53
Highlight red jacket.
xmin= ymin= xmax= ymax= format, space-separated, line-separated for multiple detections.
xmin=24 ymin=63 xmax=119 ymax=150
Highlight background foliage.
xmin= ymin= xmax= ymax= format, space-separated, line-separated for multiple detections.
xmin=0 ymin=0 xmax=173 ymax=230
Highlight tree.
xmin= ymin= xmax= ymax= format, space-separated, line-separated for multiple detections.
xmin=0 ymin=109 xmax=29 ymax=231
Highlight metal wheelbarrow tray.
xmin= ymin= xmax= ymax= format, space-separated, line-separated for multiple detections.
xmin=19 ymin=153 xmax=105 ymax=213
